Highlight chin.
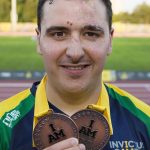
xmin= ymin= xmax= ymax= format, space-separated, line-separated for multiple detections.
xmin=62 ymin=83 xmax=87 ymax=93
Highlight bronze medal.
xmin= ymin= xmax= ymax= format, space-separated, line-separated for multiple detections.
xmin=71 ymin=109 xmax=110 ymax=150
xmin=33 ymin=113 xmax=78 ymax=150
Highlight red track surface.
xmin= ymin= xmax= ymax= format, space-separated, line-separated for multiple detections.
xmin=0 ymin=80 xmax=150 ymax=105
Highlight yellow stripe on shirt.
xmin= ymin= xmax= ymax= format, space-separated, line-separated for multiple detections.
xmin=106 ymin=83 xmax=150 ymax=117
xmin=0 ymin=89 xmax=31 ymax=118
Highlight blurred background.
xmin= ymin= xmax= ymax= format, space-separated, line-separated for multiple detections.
xmin=0 ymin=0 xmax=150 ymax=104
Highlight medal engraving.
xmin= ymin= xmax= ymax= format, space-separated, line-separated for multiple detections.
xmin=48 ymin=124 xmax=66 ymax=143
xmin=71 ymin=109 xmax=110 ymax=150
xmin=33 ymin=113 xmax=78 ymax=150
xmin=79 ymin=120 xmax=98 ymax=139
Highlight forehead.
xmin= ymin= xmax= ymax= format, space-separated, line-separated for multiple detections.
xmin=42 ymin=0 xmax=107 ymax=28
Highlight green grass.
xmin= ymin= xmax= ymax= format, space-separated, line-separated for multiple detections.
xmin=0 ymin=36 xmax=150 ymax=71
xmin=0 ymin=36 xmax=43 ymax=71
xmin=105 ymin=38 xmax=150 ymax=71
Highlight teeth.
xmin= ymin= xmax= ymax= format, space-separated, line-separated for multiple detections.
xmin=65 ymin=66 xmax=84 ymax=70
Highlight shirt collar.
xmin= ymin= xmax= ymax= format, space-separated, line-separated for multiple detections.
xmin=32 ymin=75 xmax=113 ymax=146
xmin=87 ymin=82 xmax=113 ymax=135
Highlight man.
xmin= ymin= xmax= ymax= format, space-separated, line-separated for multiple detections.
xmin=0 ymin=0 xmax=150 ymax=150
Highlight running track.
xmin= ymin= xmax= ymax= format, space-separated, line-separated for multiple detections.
xmin=0 ymin=80 xmax=150 ymax=105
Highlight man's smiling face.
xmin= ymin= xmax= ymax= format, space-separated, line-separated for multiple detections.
xmin=37 ymin=0 xmax=113 ymax=94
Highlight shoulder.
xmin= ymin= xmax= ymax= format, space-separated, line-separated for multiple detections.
xmin=0 ymin=88 xmax=35 ymax=150
xmin=106 ymin=83 xmax=150 ymax=136
xmin=0 ymin=88 xmax=35 ymax=129
xmin=106 ymin=83 xmax=150 ymax=145
xmin=0 ymin=88 xmax=34 ymax=119
xmin=105 ymin=83 xmax=150 ymax=114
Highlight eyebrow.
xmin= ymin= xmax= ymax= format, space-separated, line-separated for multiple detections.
xmin=46 ymin=26 xmax=69 ymax=34
xmin=83 ymin=25 xmax=104 ymax=32
xmin=45 ymin=25 xmax=104 ymax=34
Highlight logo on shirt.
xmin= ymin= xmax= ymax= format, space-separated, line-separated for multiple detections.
xmin=2 ymin=110 xmax=21 ymax=128
xmin=109 ymin=140 xmax=144 ymax=149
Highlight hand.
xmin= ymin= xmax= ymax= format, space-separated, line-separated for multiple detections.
xmin=43 ymin=138 xmax=85 ymax=150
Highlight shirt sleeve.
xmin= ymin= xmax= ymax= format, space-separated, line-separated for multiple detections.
xmin=0 ymin=120 xmax=10 ymax=150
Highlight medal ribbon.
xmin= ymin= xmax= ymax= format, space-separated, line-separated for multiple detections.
xmin=32 ymin=75 xmax=50 ymax=146
xmin=87 ymin=82 xmax=113 ymax=135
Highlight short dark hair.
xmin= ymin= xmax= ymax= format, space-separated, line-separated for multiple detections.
xmin=37 ymin=0 xmax=113 ymax=31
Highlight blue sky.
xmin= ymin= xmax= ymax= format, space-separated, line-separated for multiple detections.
xmin=111 ymin=0 xmax=150 ymax=14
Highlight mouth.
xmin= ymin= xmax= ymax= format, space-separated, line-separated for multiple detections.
xmin=61 ymin=65 xmax=90 ymax=70
xmin=59 ymin=63 xmax=92 ymax=77
xmin=60 ymin=63 xmax=91 ymax=70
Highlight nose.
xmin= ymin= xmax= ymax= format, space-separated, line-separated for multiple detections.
xmin=66 ymin=38 xmax=85 ymax=63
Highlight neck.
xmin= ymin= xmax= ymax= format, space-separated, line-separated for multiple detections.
xmin=46 ymin=80 xmax=102 ymax=116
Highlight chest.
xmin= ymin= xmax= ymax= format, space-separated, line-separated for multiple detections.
xmin=10 ymin=103 xmax=149 ymax=150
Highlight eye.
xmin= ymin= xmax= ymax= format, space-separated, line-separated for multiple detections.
xmin=55 ymin=32 xmax=65 ymax=37
xmin=83 ymin=32 xmax=100 ymax=40
xmin=49 ymin=31 xmax=68 ymax=40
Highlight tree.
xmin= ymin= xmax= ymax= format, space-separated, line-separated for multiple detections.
xmin=17 ymin=0 xmax=25 ymax=22
xmin=113 ymin=2 xmax=150 ymax=24
xmin=18 ymin=0 xmax=37 ymax=22
xmin=0 ymin=0 xmax=37 ymax=22
xmin=0 ymin=0 xmax=11 ymax=22
xmin=132 ymin=2 xmax=150 ymax=24
xmin=113 ymin=12 xmax=132 ymax=23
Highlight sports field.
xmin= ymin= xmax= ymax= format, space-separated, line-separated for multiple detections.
xmin=0 ymin=36 xmax=150 ymax=71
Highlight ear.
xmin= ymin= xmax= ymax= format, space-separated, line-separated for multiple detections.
xmin=107 ymin=28 xmax=114 ymax=56
xmin=35 ymin=28 xmax=42 ymax=55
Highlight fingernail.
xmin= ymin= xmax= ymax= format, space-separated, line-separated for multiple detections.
xmin=79 ymin=144 xmax=86 ymax=150
xmin=70 ymin=138 xmax=79 ymax=146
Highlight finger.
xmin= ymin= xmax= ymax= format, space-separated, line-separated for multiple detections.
xmin=44 ymin=137 xmax=79 ymax=150
xmin=66 ymin=144 xmax=86 ymax=150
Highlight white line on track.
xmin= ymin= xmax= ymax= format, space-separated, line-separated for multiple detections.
xmin=0 ymin=83 xmax=32 ymax=88
xmin=0 ymin=83 xmax=150 ymax=88
xmin=114 ymin=83 xmax=150 ymax=88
